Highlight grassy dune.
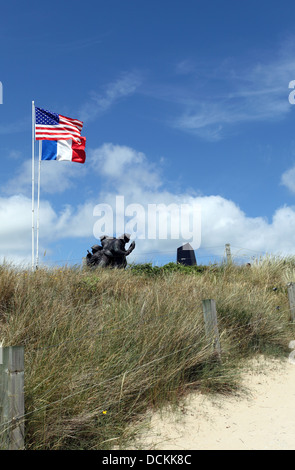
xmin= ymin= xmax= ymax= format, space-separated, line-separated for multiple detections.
xmin=0 ymin=258 xmax=294 ymax=449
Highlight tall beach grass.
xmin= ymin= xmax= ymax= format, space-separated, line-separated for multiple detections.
xmin=0 ymin=257 xmax=294 ymax=449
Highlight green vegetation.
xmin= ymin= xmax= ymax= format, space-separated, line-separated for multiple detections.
xmin=0 ymin=258 xmax=294 ymax=449
xmin=129 ymin=261 xmax=208 ymax=276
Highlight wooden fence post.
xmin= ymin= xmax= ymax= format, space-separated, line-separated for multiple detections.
xmin=287 ymin=283 xmax=295 ymax=323
xmin=0 ymin=346 xmax=24 ymax=450
xmin=202 ymin=299 xmax=221 ymax=359
xmin=225 ymin=244 xmax=232 ymax=264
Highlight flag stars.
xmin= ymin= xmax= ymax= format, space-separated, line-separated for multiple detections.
xmin=36 ymin=108 xmax=59 ymax=125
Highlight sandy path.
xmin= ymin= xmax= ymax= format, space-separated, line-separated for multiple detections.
xmin=132 ymin=355 xmax=295 ymax=450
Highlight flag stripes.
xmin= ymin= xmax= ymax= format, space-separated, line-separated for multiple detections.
xmin=42 ymin=137 xmax=86 ymax=164
xmin=35 ymin=107 xmax=83 ymax=142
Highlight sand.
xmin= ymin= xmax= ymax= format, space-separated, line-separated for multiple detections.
xmin=132 ymin=352 xmax=295 ymax=450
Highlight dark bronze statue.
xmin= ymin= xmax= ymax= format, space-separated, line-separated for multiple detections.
xmin=86 ymin=234 xmax=135 ymax=269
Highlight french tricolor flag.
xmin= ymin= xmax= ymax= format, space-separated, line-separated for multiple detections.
xmin=41 ymin=137 xmax=86 ymax=164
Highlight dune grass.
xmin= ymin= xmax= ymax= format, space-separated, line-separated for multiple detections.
xmin=0 ymin=257 xmax=294 ymax=449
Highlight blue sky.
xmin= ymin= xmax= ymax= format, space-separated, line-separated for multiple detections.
xmin=2 ymin=0 xmax=295 ymax=267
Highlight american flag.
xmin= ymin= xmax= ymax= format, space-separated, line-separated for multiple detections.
xmin=35 ymin=107 xmax=83 ymax=142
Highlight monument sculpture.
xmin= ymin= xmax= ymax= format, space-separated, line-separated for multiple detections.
xmin=86 ymin=234 xmax=135 ymax=269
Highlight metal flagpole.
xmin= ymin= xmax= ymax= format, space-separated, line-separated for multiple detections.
xmin=31 ymin=101 xmax=35 ymax=271
xmin=36 ymin=140 xmax=42 ymax=269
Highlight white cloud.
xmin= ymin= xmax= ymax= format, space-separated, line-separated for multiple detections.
xmin=0 ymin=194 xmax=95 ymax=265
xmin=0 ymin=195 xmax=56 ymax=265
xmin=175 ymin=59 xmax=196 ymax=75
xmin=7 ymin=149 xmax=22 ymax=160
xmin=2 ymin=143 xmax=295 ymax=266
xmin=281 ymin=165 xmax=295 ymax=193
xmin=166 ymin=45 xmax=295 ymax=140
xmin=87 ymin=144 xmax=295 ymax=259
xmin=3 ymin=158 xmax=87 ymax=195
xmin=89 ymin=143 xmax=162 ymax=193
xmin=79 ymin=72 xmax=142 ymax=123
